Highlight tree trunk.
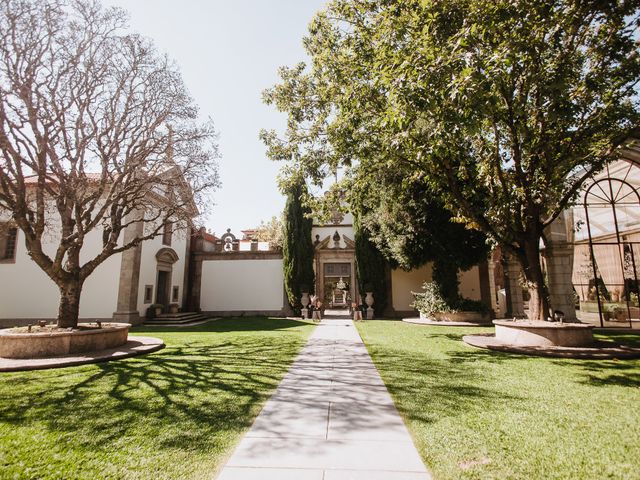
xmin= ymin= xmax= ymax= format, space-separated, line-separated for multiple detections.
xmin=520 ymin=238 xmax=550 ymax=321
xmin=433 ymin=258 xmax=460 ymax=307
xmin=57 ymin=280 xmax=83 ymax=328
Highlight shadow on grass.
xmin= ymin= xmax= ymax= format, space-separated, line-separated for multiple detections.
xmin=0 ymin=319 xmax=311 ymax=454
xmin=133 ymin=316 xmax=311 ymax=334
xmin=365 ymin=347 xmax=523 ymax=425
xmin=567 ymin=359 xmax=640 ymax=388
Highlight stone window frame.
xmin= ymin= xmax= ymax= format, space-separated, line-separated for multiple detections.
xmin=144 ymin=285 xmax=153 ymax=304
xmin=0 ymin=224 xmax=18 ymax=264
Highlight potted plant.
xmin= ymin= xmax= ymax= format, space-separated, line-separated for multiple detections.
xmin=148 ymin=303 xmax=163 ymax=318
xmin=411 ymin=282 xmax=489 ymax=323
xmin=168 ymin=303 xmax=179 ymax=314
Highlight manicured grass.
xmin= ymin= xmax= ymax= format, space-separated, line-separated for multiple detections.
xmin=356 ymin=321 xmax=640 ymax=480
xmin=0 ymin=317 xmax=314 ymax=480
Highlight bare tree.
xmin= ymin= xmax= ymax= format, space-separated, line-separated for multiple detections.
xmin=0 ymin=0 xmax=220 ymax=327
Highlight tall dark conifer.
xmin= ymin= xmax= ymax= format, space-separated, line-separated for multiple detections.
xmin=354 ymin=214 xmax=388 ymax=316
xmin=282 ymin=181 xmax=315 ymax=313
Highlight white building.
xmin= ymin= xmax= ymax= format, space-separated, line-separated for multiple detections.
xmin=0 ymin=177 xmax=193 ymax=327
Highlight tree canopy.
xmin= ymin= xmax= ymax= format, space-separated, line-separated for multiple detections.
xmin=352 ymin=170 xmax=488 ymax=305
xmin=0 ymin=0 xmax=219 ymax=326
xmin=253 ymin=216 xmax=284 ymax=250
xmin=262 ymin=0 xmax=640 ymax=319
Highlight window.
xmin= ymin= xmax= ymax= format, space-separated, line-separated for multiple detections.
xmin=144 ymin=285 xmax=153 ymax=304
xmin=324 ymin=263 xmax=350 ymax=276
xmin=172 ymin=286 xmax=179 ymax=303
xmin=0 ymin=226 xmax=17 ymax=262
xmin=162 ymin=223 xmax=172 ymax=246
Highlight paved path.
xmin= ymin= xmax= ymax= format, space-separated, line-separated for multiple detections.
xmin=217 ymin=318 xmax=430 ymax=480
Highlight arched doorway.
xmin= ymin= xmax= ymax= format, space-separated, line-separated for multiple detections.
xmin=578 ymin=163 xmax=640 ymax=327
xmin=155 ymin=247 xmax=179 ymax=310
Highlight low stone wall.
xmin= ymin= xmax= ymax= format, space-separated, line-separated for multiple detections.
xmin=0 ymin=323 xmax=130 ymax=359
xmin=493 ymin=319 xmax=594 ymax=347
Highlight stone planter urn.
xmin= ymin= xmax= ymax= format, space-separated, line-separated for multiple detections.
xmin=365 ymin=292 xmax=374 ymax=319
xmin=169 ymin=303 xmax=179 ymax=314
xmin=301 ymin=292 xmax=310 ymax=319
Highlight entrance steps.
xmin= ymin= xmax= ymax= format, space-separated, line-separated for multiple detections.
xmin=322 ymin=308 xmax=352 ymax=320
xmin=143 ymin=312 xmax=210 ymax=326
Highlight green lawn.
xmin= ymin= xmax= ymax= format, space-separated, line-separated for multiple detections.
xmin=0 ymin=317 xmax=314 ymax=480
xmin=356 ymin=321 xmax=640 ymax=480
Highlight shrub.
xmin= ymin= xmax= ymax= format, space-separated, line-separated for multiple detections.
xmin=411 ymin=282 xmax=453 ymax=316
xmin=411 ymin=282 xmax=487 ymax=316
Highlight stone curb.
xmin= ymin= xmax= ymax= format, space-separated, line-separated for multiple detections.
xmin=463 ymin=333 xmax=640 ymax=359
xmin=0 ymin=336 xmax=165 ymax=372
xmin=403 ymin=318 xmax=493 ymax=327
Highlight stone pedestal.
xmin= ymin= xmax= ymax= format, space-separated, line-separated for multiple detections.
xmin=504 ymin=255 xmax=525 ymax=318
xmin=112 ymin=310 xmax=142 ymax=326
xmin=543 ymin=243 xmax=577 ymax=321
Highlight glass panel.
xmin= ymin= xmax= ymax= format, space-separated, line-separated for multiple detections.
xmin=585 ymin=205 xmax=617 ymax=242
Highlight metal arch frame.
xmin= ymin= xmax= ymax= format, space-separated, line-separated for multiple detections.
xmin=583 ymin=172 xmax=640 ymax=327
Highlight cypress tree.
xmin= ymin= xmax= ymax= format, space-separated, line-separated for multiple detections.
xmin=354 ymin=213 xmax=388 ymax=316
xmin=282 ymin=181 xmax=315 ymax=314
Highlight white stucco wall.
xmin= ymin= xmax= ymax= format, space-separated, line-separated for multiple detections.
xmin=0 ymin=228 xmax=121 ymax=319
xmin=136 ymin=227 xmax=188 ymax=314
xmin=391 ymin=264 xmax=433 ymax=312
xmin=200 ymin=259 xmax=284 ymax=311
xmin=391 ymin=263 xmax=482 ymax=312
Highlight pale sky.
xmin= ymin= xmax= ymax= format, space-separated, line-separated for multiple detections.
xmin=104 ymin=0 xmax=328 ymax=237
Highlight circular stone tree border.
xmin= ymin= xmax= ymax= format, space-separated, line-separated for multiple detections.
xmin=493 ymin=319 xmax=595 ymax=347
xmin=463 ymin=327 xmax=640 ymax=360
xmin=0 ymin=323 xmax=131 ymax=359
xmin=0 ymin=336 xmax=165 ymax=372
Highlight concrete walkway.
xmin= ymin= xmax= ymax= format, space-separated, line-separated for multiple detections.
xmin=217 ymin=318 xmax=430 ymax=480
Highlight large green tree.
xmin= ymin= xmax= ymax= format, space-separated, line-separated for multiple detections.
xmin=351 ymin=169 xmax=488 ymax=307
xmin=282 ymin=180 xmax=315 ymax=313
xmin=262 ymin=0 xmax=640 ymax=320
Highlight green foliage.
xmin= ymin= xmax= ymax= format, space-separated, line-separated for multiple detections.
xmin=411 ymin=281 xmax=487 ymax=316
xmin=411 ymin=282 xmax=454 ymax=316
xmin=262 ymin=0 xmax=640 ymax=319
xmin=282 ymin=180 xmax=315 ymax=313
xmin=253 ymin=215 xmax=284 ymax=250
xmin=354 ymin=213 xmax=388 ymax=315
xmin=352 ymin=173 xmax=488 ymax=304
